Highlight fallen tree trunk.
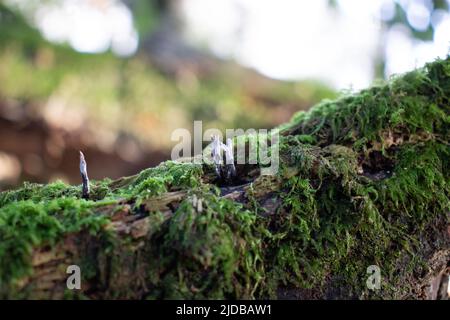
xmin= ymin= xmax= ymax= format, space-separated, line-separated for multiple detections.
xmin=0 ymin=58 xmax=449 ymax=300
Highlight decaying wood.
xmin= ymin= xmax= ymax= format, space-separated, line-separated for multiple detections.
xmin=16 ymin=165 xmax=449 ymax=299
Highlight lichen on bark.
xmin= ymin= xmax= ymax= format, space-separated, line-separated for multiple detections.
xmin=0 ymin=57 xmax=449 ymax=299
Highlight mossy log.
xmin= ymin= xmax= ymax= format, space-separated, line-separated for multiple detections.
xmin=1 ymin=58 xmax=449 ymax=300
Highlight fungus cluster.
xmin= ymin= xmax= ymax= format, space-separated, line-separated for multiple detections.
xmin=210 ymin=135 xmax=236 ymax=182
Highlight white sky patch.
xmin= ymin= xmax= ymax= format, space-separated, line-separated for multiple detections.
xmin=182 ymin=0 xmax=382 ymax=90
xmin=379 ymin=0 xmax=396 ymax=21
xmin=108 ymin=4 xmax=139 ymax=56
xmin=181 ymin=0 xmax=450 ymax=90
xmin=406 ymin=1 xmax=431 ymax=31
xmin=431 ymin=9 xmax=449 ymax=28
xmin=430 ymin=17 xmax=450 ymax=58
xmin=14 ymin=0 xmax=138 ymax=57
xmin=385 ymin=24 xmax=416 ymax=76
xmin=180 ymin=0 xmax=243 ymax=57
xmin=4 ymin=0 xmax=450 ymax=89
xmin=385 ymin=12 xmax=450 ymax=78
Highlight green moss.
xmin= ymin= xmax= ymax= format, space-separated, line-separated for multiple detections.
xmin=281 ymin=58 xmax=449 ymax=148
xmin=0 ymin=160 xmax=205 ymax=298
xmin=0 ymin=198 xmax=111 ymax=297
xmin=145 ymin=189 xmax=264 ymax=299
xmin=0 ymin=57 xmax=449 ymax=299
xmin=113 ymin=161 xmax=203 ymax=207
xmin=0 ymin=181 xmax=80 ymax=205
xmin=267 ymin=57 xmax=449 ymax=298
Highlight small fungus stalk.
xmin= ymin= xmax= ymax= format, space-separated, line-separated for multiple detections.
xmin=210 ymin=135 xmax=237 ymax=182
xmin=211 ymin=135 xmax=223 ymax=179
xmin=224 ymin=138 xmax=236 ymax=181
xmin=79 ymin=151 xmax=90 ymax=199
xmin=0 ymin=58 xmax=448 ymax=300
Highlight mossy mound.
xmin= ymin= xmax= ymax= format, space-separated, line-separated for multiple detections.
xmin=0 ymin=57 xmax=449 ymax=299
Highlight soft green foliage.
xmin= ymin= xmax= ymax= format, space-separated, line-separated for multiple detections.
xmin=0 ymin=57 xmax=448 ymax=299
xmin=0 ymin=161 xmax=205 ymax=298
xmin=273 ymin=136 xmax=449 ymax=298
xmin=0 ymin=198 xmax=110 ymax=296
xmin=115 ymin=161 xmax=203 ymax=204
xmin=281 ymin=58 xmax=449 ymax=147
xmin=272 ymin=57 xmax=450 ymax=298
xmin=146 ymin=189 xmax=264 ymax=299
xmin=0 ymin=181 xmax=80 ymax=206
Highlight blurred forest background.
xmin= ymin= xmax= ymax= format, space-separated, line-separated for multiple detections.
xmin=0 ymin=0 xmax=448 ymax=189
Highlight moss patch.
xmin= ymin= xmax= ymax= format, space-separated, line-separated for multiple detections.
xmin=0 ymin=57 xmax=449 ymax=299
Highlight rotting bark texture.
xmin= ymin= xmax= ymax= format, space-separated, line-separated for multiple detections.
xmin=0 ymin=58 xmax=449 ymax=300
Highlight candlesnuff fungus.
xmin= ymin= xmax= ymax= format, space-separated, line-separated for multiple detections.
xmin=210 ymin=135 xmax=237 ymax=182
xmin=0 ymin=58 xmax=449 ymax=300
xmin=79 ymin=151 xmax=90 ymax=199
xmin=211 ymin=135 xmax=223 ymax=178
xmin=224 ymin=138 xmax=236 ymax=181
